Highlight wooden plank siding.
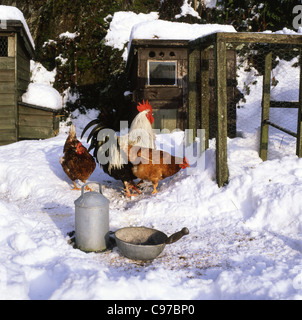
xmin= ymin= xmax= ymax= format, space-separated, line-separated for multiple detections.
xmin=18 ymin=103 xmax=60 ymax=140
xmin=0 ymin=37 xmax=17 ymax=145
xmin=0 ymin=23 xmax=60 ymax=146
xmin=16 ymin=34 xmax=30 ymax=100
xmin=134 ymin=45 xmax=189 ymax=132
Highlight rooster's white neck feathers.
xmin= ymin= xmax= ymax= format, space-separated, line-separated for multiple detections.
xmin=108 ymin=110 xmax=155 ymax=172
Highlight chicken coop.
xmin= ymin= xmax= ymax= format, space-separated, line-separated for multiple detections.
xmin=0 ymin=20 xmax=60 ymax=146
xmin=126 ymin=39 xmax=240 ymax=134
xmin=188 ymin=32 xmax=302 ymax=187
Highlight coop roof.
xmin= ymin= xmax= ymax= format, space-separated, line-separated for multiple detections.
xmin=0 ymin=5 xmax=35 ymax=57
xmin=125 ymin=20 xmax=236 ymax=72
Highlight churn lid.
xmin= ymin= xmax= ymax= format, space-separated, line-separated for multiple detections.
xmin=74 ymin=182 xmax=110 ymax=208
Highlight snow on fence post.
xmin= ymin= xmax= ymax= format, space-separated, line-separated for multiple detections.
xmin=215 ymin=34 xmax=229 ymax=187
xmin=259 ymin=51 xmax=273 ymax=162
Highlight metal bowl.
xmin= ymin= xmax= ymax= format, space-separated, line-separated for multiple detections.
xmin=115 ymin=227 xmax=189 ymax=261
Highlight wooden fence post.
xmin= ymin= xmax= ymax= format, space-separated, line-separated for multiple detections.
xmin=215 ymin=37 xmax=229 ymax=187
xmin=200 ymin=47 xmax=209 ymax=150
xmin=259 ymin=51 xmax=272 ymax=161
xmin=188 ymin=47 xmax=198 ymax=144
xmin=296 ymin=49 xmax=302 ymax=157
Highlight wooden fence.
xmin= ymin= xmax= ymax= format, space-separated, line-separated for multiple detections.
xmin=188 ymin=32 xmax=302 ymax=187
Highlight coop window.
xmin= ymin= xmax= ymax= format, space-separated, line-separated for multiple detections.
xmin=0 ymin=36 xmax=8 ymax=57
xmin=148 ymin=61 xmax=177 ymax=86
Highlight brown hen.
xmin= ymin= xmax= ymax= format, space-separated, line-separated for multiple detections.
xmin=60 ymin=125 xmax=96 ymax=190
xmin=129 ymin=146 xmax=190 ymax=194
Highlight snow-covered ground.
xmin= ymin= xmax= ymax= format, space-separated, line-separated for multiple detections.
xmin=0 ymin=106 xmax=301 ymax=300
xmin=0 ymin=7 xmax=302 ymax=300
xmin=1 ymin=64 xmax=302 ymax=299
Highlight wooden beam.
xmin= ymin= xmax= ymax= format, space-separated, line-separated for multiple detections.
xmin=200 ymin=48 xmax=209 ymax=149
xmin=215 ymin=37 xmax=229 ymax=187
xmin=259 ymin=51 xmax=272 ymax=161
xmin=270 ymin=101 xmax=299 ymax=108
xmin=188 ymin=47 xmax=199 ymax=143
xmin=297 ymin=49 xmax=302 ymax=158
xmin=191 ymin=32 xmax=302 ymax=47
xmin=264 ymin=120 xmax=297 ymax=138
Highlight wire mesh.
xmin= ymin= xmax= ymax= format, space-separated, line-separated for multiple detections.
xmin=0 ymin=36 xmax=8 ymax=57
xmin=189 ymin=34 xmax=302 ymax=186
xmin=234 ymin=42 xmax=301 ymax=160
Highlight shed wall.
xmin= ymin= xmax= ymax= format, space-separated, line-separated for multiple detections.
xmin=18 ymin=104 xmax=60 ymax=140
xmin=16 ymin=33 xmax=30 ymax=99
xmin=134 ymin=46 xmax=188 ymax=131
xmin=0 ymin=34 xmax=17 ymax=145
xmin=128 ymin=40 xmax=238 ymax=135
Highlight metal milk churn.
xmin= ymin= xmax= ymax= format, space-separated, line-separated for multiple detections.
xmin=74 ymin=182 xmax=110 ymax=252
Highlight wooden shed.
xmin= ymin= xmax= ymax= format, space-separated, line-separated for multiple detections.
xmin=126 ymin=39 xmax=240 ymax=137
xmin=0 ymin=20 xmax=60 ymax=146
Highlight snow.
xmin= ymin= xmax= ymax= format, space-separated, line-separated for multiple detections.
xmin=204 ymin=0 xmax=218 ymax=9
xmin=0 ymin=108 xmax=301 ymax=299
xmin=1 ymin=54 xmax=302 ymax=298
xmin=0 ymin=5 xmax=35 ymax=49
xmin=22 ymin=83 xmax=62 ymax=110
xmin=105 ymin=11 xmax=159 ymax=60
xmin=29 ymin=61 xmax=56 ymax=86
xmin=59 ymin=31 xmax=80 ymax=40
xmin=0 ymin=8 xmax=302 ymax=301
xmin=129 ymin=20 xmax=236 ymax=43
xmin=175 ymin=0 xmax=201 ymax=19
xmin=105 ymin=11 xmax=236 ymax=60
xmin=21 ymin=61 xmax=62 ymax=110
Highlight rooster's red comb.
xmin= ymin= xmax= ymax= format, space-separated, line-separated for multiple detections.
xmin=137 ymin=100 xmax=153 ymax=113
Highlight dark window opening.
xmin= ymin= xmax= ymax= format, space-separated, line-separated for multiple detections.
xmin=0 ymin=36 xmax=8 ymax=57
xmin=148 ymin=61 xmax=177 ymax=86
xmin=149 ymin=51 xmax=156 ymax=58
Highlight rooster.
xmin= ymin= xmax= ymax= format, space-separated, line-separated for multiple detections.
xmin=60 ymin=124 xmax=96 ymax=190
xmin=81 ymin=100 xmax=155 ymax=197
xmin=129 ymin=146 xmax=190 ymax=194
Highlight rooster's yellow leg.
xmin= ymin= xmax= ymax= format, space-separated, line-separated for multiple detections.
xmin=152 ymin=182 xmax=158 ymax=194
xmin=128 ymin=181 xmax=142 ymax=194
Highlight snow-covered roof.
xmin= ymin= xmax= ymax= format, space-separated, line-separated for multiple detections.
xmin=129 ymin=20 xmax=236 ymax=44
xmin=105 ymin=11 xmax=236 ymax=61
xmin=0 ymin=5 xmax=35 ymax=49
xmin=126 ymin=20 xmax=236 ymax=65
